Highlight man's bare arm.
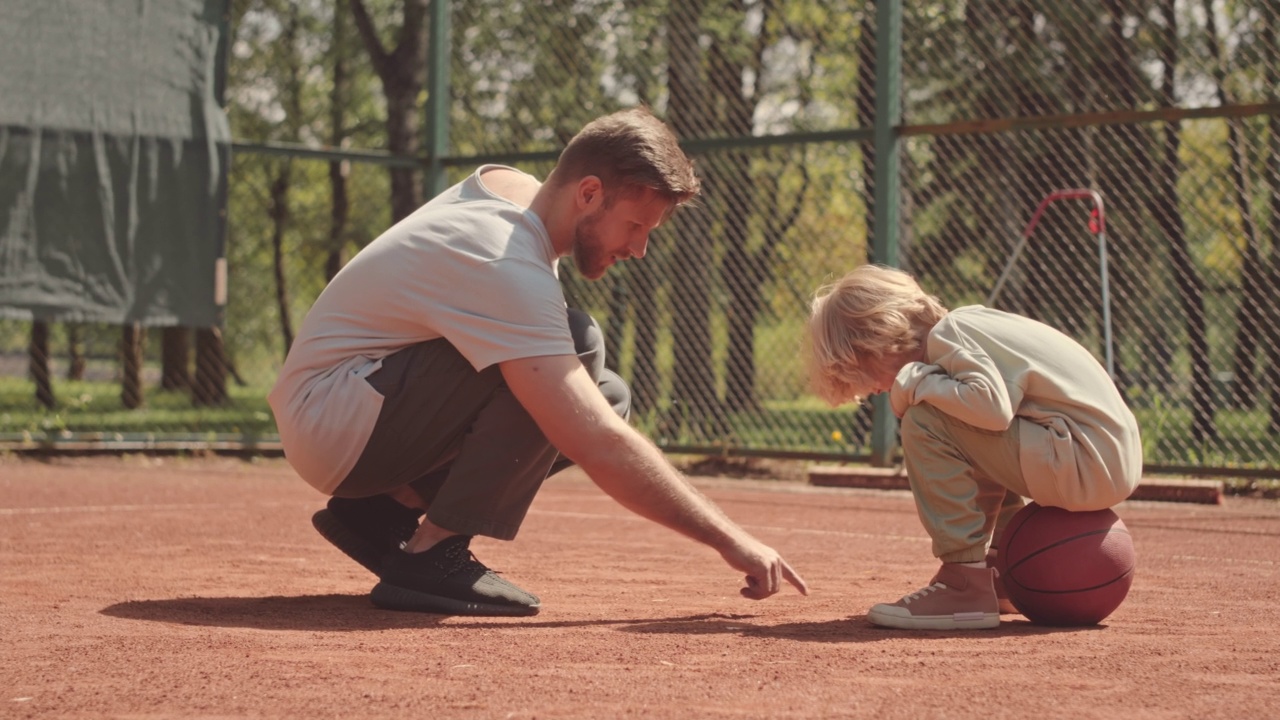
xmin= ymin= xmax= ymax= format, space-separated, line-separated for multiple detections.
xmin=499 ymin=354 xmax=807 ymax=599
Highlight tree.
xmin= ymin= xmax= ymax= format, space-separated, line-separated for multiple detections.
xmin=160 ymin=328 xmax=191 ymax=391
xmin=661 ymin=0 xmax=822 ymax=433
xmin=1154 ymin=0 xmax=1215 ymax=442
xmin=121 ymin=324 xmax=145 ymax=409
xmin=67 ymin=324 xmax=86 ymax=381
xmin=1203 ymin=0 xmax=1267 ymax=409
xmin=1262 ymin=5 xmax=1280 ymax=432
xmin=29 ymin=321 xmax=54 ymax=409
xmin=192 ymin=327 xmax=230 ymax=406
xmin=718 ymin=1 xmax=814 ymax=413
xmin=350 ymin=0 xmax=429 ymax=222
xmin=228 ymin=0 xmax=349 ymax=370
xmin=618 ymin=4 xmax=671 ymax=418
xmin=665 ymin=0 xmax=719 ymax=439
xmin=326 ymin=0 xmax=354 ymax=282
xmin=599 ymin=2 xmax=668 ymax=384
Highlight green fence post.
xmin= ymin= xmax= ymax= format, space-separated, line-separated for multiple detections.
xmin=425 ymin=0 xmax=452 ymax=198
xmin=869 ymin=0 xmax=903 ymax=468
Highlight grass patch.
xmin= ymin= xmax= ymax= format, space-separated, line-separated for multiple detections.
xmin=0 ymin=378 xmax=277 ymax=437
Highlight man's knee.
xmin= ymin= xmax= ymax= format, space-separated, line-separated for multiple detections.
xmin=599 ymin=369 xmax=632 ymax=421
xmin=567 ymin=308 xmax=605 ymax=380
xmin=566 ymin=309 xmax=631 ymax=420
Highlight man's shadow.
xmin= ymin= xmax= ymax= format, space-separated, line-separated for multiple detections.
xmin=101 ymin=596 xmax=1103 ymax=639
xmin=99 ymin=595 xmax=762 ymax=632
xmin=100 ymin=594 xmax=442 ymax=631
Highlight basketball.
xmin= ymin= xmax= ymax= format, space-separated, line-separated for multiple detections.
xmin=995 ymin=502 xmax=1135 ymax=625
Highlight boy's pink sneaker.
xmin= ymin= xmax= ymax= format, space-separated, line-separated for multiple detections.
xmin=867 ymin=563 xmax=1001 ymax=630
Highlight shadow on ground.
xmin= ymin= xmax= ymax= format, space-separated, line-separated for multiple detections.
xmin=621 ymin=615 xmax=1101 ymax=642
xmin=103 ymin=595 xmax=1106 ymax=640
xmin=100 ymin=596 xmax=767 ymax=633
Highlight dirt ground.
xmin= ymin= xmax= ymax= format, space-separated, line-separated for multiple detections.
xmin=2 ymin=455 xmax=1278 ymax=719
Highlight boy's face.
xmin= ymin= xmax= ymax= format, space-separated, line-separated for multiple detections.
xmin=862 ymin=348 xmax=926 ymax=396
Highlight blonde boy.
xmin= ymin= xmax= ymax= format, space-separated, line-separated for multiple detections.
xmin=807 ymin=265 xmax=1142 ymax=630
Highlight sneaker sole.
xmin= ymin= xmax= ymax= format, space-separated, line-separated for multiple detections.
xmin=312 ymin=509 xmax=385 ymax=575
xmin=867 ymin=607 xmax=999 ymax=630
xmin=370 ymin=581 xmax=541 ymax=617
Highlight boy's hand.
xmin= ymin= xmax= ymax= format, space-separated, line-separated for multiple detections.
xmin=891 ymin=362 xmax=945 ymax=417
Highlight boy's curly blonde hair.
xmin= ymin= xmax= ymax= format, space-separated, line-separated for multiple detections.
xmin=807 ymin=265 xmax=948 ymax=406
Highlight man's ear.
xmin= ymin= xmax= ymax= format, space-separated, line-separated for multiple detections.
xmin=576 ymin=176 xmax=604 ymax=211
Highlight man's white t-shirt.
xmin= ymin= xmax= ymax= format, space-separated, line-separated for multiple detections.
xmin=268 ymin=166 xmax=576 ymax=494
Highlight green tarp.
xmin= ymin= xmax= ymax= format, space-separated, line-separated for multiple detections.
xmin=0 ymin=0 xmax=230 ymax=326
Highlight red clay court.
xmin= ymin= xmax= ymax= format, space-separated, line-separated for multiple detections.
xmin=3 ymin=456 xmax=1277 ymax=719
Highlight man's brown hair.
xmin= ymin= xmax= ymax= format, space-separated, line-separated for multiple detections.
xmin=550 ymin=107 xmax=700 ymax=207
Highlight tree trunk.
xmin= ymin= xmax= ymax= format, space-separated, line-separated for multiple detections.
xmin=269 ymin=3 xmax=305 ymax=356
xmin=350 ymin=0 xmax=429 ymax=223
xmin=714 ymin=0 xmax=758 ymax=415
xmin=725 ymin=147 xmax=810 ymax=414
xmin=325 ymin=167 xmax=349 ymax=281
xmin=30 ymin=321 xmax=54 ymax=409
xmin=161 ymin=327 xmax=191 ymax=391
xmin=855 ymin=6 xmax=876 ymax=265
xmin=616 ymin=0 xmax=662 ymax=417
xmin=66 ymin=323 xmax=86 ymax=381
xmin=1095 ymin=0 xmax=1158 ymax=394
xmin=1001 ymin=1 xmax=1048 ymax=317
xmin=269 ymin=165 xmax=295 ymax=357
xmin=667 ymin=0 xmax=717 ymax=441
xmin=384 ymin=80 xmax=423 ymax=222
xmin=192 ymin=327 xmax=229 ymax=406
xmin=1156 ymin=0 xmax=1215 ymax=442
xmin=1202 ymin=0 xmax=1266 ymax=408
xmin=327 ymin=0 xmax=352 ymax=282
xmin=1262 ymin=10 xmax=1280 ymax=432
xmin=121 ymin=324 xmax=145 ymax=410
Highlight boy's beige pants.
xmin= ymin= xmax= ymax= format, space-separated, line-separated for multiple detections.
xmin=898 ymin=403 xmax=1117 ymax=563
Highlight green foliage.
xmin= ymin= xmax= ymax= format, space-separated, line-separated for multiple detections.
xmin=1135 ymin=401 xmax=1280 ymax=469
xmin=0 ymin=378 xmax=276 ymax=437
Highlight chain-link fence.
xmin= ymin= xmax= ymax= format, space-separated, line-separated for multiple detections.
xmin=3 ymin=1 xmax=1278 ymax=476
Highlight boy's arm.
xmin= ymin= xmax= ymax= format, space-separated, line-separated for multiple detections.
xmin=890 ymin=332 xmax=1021 ymax=431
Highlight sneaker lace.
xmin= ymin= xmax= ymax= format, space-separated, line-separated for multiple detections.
xmin=435 ymin=537 xmax=500 ymax=578
xmin=902 ymin=581 xmax=949 ymax=604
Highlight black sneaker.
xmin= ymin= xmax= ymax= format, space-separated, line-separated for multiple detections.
xmin=311 ymin=495 xmax=424 ymax=575
xmin=371 ymin=535 xmax=541 ymax=617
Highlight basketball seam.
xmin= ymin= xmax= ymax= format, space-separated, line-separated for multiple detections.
xmin=1000 ymin=505 xmax=1041 ymax=560
xmin=1007 ymin=567 xmax=1134 ymax=595
xmin=1006 ymin=526 xmax=1131 ymax=574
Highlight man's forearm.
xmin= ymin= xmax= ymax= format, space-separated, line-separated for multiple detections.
xmin=575 ymin=425 xmax=741 ymax=550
